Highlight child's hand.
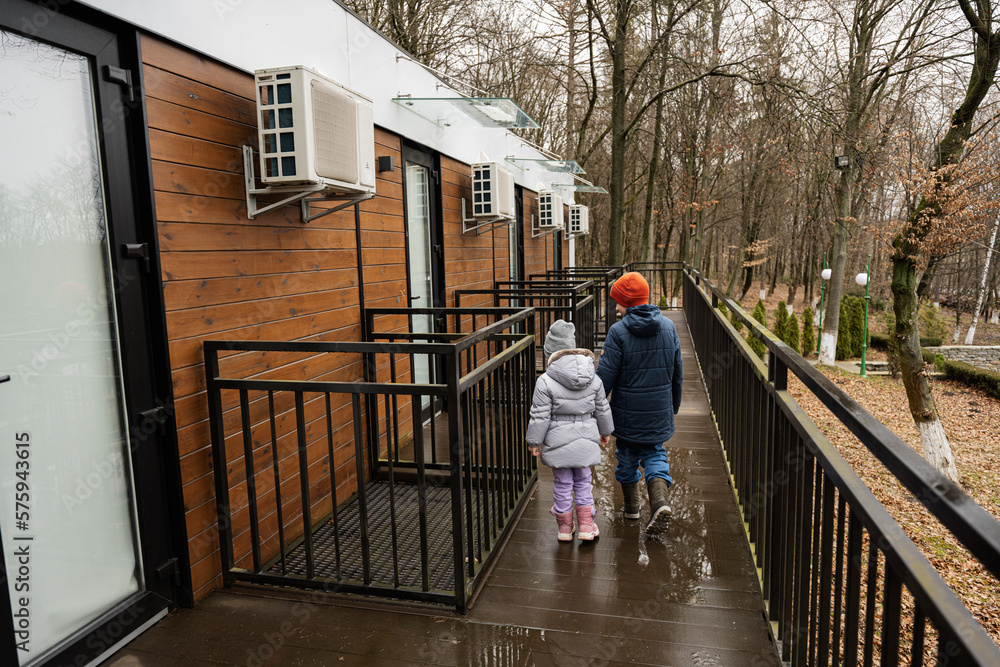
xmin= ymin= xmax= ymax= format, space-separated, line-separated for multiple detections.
xmin=529 ymin=445 xmax=540 ymax=457
xmin=599 ymin=435 xmax=610 ymax=446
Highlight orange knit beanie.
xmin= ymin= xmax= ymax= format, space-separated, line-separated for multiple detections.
xmin=610 ymin=272 xmax=649 ymax=308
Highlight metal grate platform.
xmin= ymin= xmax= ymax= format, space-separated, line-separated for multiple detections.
xmin=272 ymin=481 xmax=480 ymax=593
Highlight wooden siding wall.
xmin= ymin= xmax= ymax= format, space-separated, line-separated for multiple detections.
xmin=141 ymin=34 xmax=561 ymax=602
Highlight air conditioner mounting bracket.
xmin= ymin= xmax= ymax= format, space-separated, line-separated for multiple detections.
xmin=531 ymin=214 xmax=561 ymax=238
xmin=461 ymin=197 xmax=512 ymax=235
xmin=242 ymin=145 xmax=374 ymax=223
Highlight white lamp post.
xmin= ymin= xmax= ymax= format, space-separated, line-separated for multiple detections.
xmin=816 ymin=254 xmax=830 ymax=354
xmin=855 ymin=255 xmax=871 ymax=377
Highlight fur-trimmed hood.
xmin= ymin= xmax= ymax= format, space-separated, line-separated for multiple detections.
xmin=547 ymin=348 xmax=596 ymax=365
xmin=545 ymin=348 xmax=597 ymax=391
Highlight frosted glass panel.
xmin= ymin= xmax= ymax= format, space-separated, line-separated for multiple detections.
xmin=0 ymin=31 xmax=142 ymax=664
xmin=405 ymin=163 xmax=434 ymax=403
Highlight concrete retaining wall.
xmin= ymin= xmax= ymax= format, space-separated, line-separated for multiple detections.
xmin=925 ymin=346 xmax=1000 ymax=374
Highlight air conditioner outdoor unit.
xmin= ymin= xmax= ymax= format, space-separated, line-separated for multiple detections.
xmin=254 ymin=65 xmax=375 ymax=194
xmin=471 ymin=162 xmax=515 ymax=220
xmin=568 ymin=204 xmax=589 ymax=235
xmin=538 ymin=191 xmax=564 ymax=229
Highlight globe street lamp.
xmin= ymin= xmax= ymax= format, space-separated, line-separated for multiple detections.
xmin=817 ymin=252 xmax=830 ymax=354
xmin=855 ymin=253 xmax=872 ymax=378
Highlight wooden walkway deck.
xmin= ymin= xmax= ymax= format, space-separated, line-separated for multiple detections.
xmin=107 ymin=312 xmax=780 ymax=666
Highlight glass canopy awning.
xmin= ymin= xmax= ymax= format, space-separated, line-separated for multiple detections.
xmin=504 ymin=157 xmax=585 ymax=174
xmin=552 ymin=183 xmax=609 ymax=194
xmin=392 ymin=96 xmax=539 ymax=129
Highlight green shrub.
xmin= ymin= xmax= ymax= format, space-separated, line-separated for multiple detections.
xmin=847 ymin=296 xmax=867 ymax=356
xmin=834 ymin=295 xmax=868 ymax=359
xmin=836 ymin=298 xmax=856 ymax=360
xmin=786 ymin=313 xmax=800 ymax=354
xmin=918 ymin=302 xmax=949 ymax=342
xmin=747 ymin=300 xmax=768 ymax=359
xmin=658 ymin=294 xmax=669 ymax=308
xmin=940 ymin=358 xmax=1000 ymax=400
xmin=774 ymin=301 xmax=789 ymax=341
xmin=801 ymin=306 xmax=815 ymax=355
xmin=751 ymin=300 xmax=767 ymax=328
xmin=878 ymin=307 xmax=896 ymax=336
xmin=935 ymin=354 xmax=945 ymax=372
xmin=718 ymin=302 xmax=729 ymax=317
xmin=730 ymin=309 xmax=745 ymax=333
xmin=747 ymin=330 xmax=767 ymax=359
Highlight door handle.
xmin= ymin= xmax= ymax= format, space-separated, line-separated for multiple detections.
xmin=411 ymin=296 xmax=421 ymax=300
xmin=0 ymin=375 xmax=10 ymax=384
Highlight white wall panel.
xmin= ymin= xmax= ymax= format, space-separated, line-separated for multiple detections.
xmin=79 ymin=0 xmax=574 ymax=198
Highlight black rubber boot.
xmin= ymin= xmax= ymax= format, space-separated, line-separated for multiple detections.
xmin=645 ymin=477 xmax=672 ymax=532
xmin=621 ymin=482 xmax=640 ymax=519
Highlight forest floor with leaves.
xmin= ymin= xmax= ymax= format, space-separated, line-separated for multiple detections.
xmin=736 ymin=282 xmax=1000 ymax=345
xmin=784 ymin=348 xmax=1000 ymax=645
xmin=722 ymin=281 xmax=1000 ymax=645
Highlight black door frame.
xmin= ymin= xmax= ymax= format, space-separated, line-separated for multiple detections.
xmin=401 ymin=142 xmax=445 ymax=312
xmin=400 ymin=141 xmax=446 ymax=421
xmin=553 ymin=230 xmax=564 ymax=272
xmin=513 ymin=186 xmax=526 ymax=281
xmin=0 ymin=2 xmax=188 ymax=665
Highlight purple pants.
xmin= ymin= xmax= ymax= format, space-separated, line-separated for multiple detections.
xmin=551 ymin=467 xmax=594 ymax=514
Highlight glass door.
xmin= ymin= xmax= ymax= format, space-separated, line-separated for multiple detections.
xmin=0 ymin=28 xmax=144 ymax=665
xmin=402 ymin=146 xmax=442 ymax=414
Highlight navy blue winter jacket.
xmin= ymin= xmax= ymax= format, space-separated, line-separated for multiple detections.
xmin=596 ymin=304 xmax=683 ymax=444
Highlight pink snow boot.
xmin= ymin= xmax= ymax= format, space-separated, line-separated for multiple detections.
xmin=552 ymin=507 xmax=575 ymax=542
xmin=576 ymin=505 xmax=599 ymax=541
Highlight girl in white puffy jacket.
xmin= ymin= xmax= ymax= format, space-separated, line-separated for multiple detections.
xmin=526 ymin=320 xmax=614 ymax=541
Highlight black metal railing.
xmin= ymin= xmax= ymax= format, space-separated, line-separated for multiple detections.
xmin=530 ymin=267 xmax=622 ymax=344
xmin=626 ymin=261 xmax=685 ymax=308
xmin=455 ymin=282 xmax=596 ymax=371
xmin=204 ymin=306 xmax=537 ymax=613
xmin=683 ymin=268 xmax=1000 ymax=665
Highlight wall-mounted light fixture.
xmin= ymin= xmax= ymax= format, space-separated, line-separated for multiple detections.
xmin=377 ymin=156 xmax=395 ymax=173
xmin=834 ymin=155 xmax=850 ymax=170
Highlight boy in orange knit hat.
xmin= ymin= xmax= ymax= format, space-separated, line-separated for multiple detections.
xmin=596 ymin=271 xmax=683 ymax=533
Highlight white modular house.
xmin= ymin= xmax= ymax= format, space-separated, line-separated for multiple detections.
xmin=0 ymin=0 xmax=583 ymax=664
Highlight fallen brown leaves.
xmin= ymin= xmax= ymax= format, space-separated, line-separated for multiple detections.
xmin=788 ymin=368 xmax=1000 ymax=647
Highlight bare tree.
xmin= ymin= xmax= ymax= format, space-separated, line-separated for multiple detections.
xmin=888 ymin=0 xmax=1000 ymax=484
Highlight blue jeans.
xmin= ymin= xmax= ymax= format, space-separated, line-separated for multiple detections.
xmin=614 ymin=438 xmax=672 ymax=486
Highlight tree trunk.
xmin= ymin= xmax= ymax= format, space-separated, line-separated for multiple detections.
xmin=888 ymin=0 xmax=1000 ymax=484
xmin=727 ymin=246 xmax=744 ymax=298
xmin=966 ymin=212 xmax=998 ymax=344
xmin=693 ymin=0 xmax=724 ymax=270
xmin=890 ymin=253 xmax=960 ymax=483
xmin=640 ymin=3 xmax=668 ymax=264
xmin=606 ymin=0 xmax=631 ymax=266
xmin=819 ymin=169 xmax=853 ymax=365
xmin=566 ymin=0 xmax=577 ymax=157
xmin=739 ymin=265 xmax=755 ymax=302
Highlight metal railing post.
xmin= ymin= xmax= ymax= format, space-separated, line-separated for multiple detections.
xmin=446 ymin=347 xmax=468 ymax=613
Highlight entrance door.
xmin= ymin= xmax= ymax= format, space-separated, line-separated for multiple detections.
xmin=0 ymin=5 xmax=180 ymax=665
xmin=510 ymin=186 xmax=524 ymax=282
xmin=402 ymin=145 xmax=443 ymax=411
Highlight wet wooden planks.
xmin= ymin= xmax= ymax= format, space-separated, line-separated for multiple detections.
xmin=469 ymin=310 xmax=778 ymax=666
xmin=107 ymin=311 xmax=779 ymax=666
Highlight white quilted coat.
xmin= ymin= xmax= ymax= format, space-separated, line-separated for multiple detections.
xmin=525 ymin=349 xmax=614 ymax=468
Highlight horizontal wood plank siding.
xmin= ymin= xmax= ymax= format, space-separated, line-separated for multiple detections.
xmin=141 ymin=34 xmax=556 ymax=603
